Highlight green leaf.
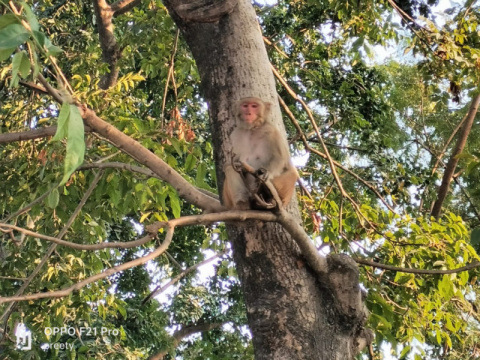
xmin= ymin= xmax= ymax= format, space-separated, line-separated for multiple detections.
xmin=399 ymin=345 xmax=411 ymax=359
xmin=169 ymin=193 xmax=181 ymax=218
xmin=169 ymin=137 xmax=183 ymax=156
xmin=0 ymin=24 xmax=30 ymax=49
xmin=351 ymin=36 xmax=364 ymax=52
xmin=466 ymin=159 xmax=480 ymax=175
xmin=52 ymin=103 xmax=70 ymax=141
xmin=45 ymin=188 xmax=60 ymax=209
xmin=46 ymin=43 xmax=63 ymax=56
xmin=0 ymin=47 xmax=15 ymax=62
xmin=185 ymin=153 xmax=195 ymax=172
xmin=195 ymin=163 xmax=207 ymax=188
xmin=10 ymin=51 xmax=30 ymax=87
xmin=471 ymin=228 xmax=480 ymax=247
xmin=0 ymin=14 xmax=19 ymax=30
xmin=33 ymin=30 xmax=46 ymax=46
xmin=78 ymin=346 xmax=89 ymax=353
xmin=33 ymin=30 xmax=62 ymax=55
xmin=61 ymin=106 xmax=85 ymax=184
xmin=20 ymin=2 xmax=39 ymax=32
xmin=438 ymin=275 xmax=454 ymax=301
xmin=364 ymin=42 xmax=373 ymax=58
xmin=12 ymin=50 xmax=30 ymax=78
xmin=115 ymin=302 xmax=127 ymax=318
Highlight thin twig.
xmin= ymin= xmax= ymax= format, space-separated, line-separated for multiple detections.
xmin=0 ymin=211 xmax=278 ymax=304
xmin=278 ymin=95 xmax=396 ymax=213
xmin=0 ymin=171 xmax=103 ymax=320
xmin=273 ymin=67 xmax=377 ymax=228
xmin=143 ymin=249 xmax=227 ymax=304
xmin=0 ymin=223 xmax=155 ymax=251
xmin=355 ymin=257 xmax=480 ymax=275
xmin=1 ymin=183 xmax=60 ymax=223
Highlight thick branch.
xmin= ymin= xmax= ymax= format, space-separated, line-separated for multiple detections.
xmin=78 ymin=105 xmax=224 ymax=212
xmin=0 ymin=125 xmax=92 ymax=144
xmin=273 ymin=68 xmax=379 ymax=229
xmin=355 ymin=258 xmax=480 ymax=274
xmin=277 ymin=209 xmax=328 ymax=277
xmin=92 ymin=0 xmax=120 ymax=89
xmin=431 ymin=93 xmax=480 ymax=218
xmin=79 ymin=162 xmax=219 ymax=200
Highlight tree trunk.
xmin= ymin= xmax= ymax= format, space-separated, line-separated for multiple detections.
xmin=163 ymin=1 xmax=367 ymax=358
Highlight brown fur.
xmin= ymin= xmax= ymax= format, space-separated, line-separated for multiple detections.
xmin=223 ymin=97 xmax=298 ymax=209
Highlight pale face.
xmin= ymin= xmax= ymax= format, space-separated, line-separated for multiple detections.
xmin=240 ymin=101 xmax=261 ymax=125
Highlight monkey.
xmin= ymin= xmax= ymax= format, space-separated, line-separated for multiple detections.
xmin=222 ymin=97 xmax=298 ymax=210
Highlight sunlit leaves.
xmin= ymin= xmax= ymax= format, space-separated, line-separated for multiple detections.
xmin=20 ymin=1 xmax=39 ymax=32
xmin=45 ymin=188 xmax=60 ymax=209
xmin=9 ymin=50 xmax=30 ymax=87
xmin=32 ymin=30 xmax=62 ymax=55
xmin=51 ymin=103 xmax=85 ymax=185
xmin=0 ymin=23 xmax=29 ymax=49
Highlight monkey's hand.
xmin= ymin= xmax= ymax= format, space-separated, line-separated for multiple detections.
xmin=232 ymin=156 xmax=256 ymax=175
xmin=231 ymin=155 xmax=244 ymax=173
xmin=255 ymin=168 xmax=269 ymax=182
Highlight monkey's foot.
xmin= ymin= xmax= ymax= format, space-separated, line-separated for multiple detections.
xmin=253 ymin=194 xmax=277 ymax=210
xmin=255 ymin=168 xmax=268 ymax=181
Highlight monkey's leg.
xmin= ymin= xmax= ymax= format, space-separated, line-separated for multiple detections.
xmin=223 ymin=165 xmax=250 ymax=210
xmin=272 ymin=168 xmax=298 ymax=207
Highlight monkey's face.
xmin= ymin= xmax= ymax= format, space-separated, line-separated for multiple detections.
xmin=240 ymin=101 xmax=262 ymax=125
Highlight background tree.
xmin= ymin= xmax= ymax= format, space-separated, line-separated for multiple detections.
xmin=0 ymin=0 xmax=480 ymax=359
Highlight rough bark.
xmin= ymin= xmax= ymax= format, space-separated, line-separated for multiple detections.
xmin=92 ymin=0 xmax=120 ymax=89
xmin=162 ymin=0 xmax=368 ymax=359
xmin=431 ymin=93 xmax=480 ymax=218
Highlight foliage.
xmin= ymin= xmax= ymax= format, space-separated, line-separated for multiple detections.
xmin=0 ymin=0 xmax=480 ymax=359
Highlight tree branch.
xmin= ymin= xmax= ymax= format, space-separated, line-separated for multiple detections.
xmin=0 ymin=211 xmax=277 ymax=304
xmin=355 ymin=257 xmax=480 ymax=274
xmin=161 ymin=29 xmax=180 ymax=126
xmin=0 ymin=171 xmax=103 ymax=321
xmin=78 ymin=105 xmax=224 ymax=212
xmin=0 ymin=223 xmax=156 ymax=251
xmin=92 ymin=0 xmax=120 ymax=89
xmin=142 ymin=249 xmax=227 ymax=304
xmin=431 ymin=92 xmax=480 ymax=218
xmin=0 ymin=222 xmax=172 ymax=304
xmin=164 ymin=0 xmax=239 ymax=23
xmin=111 ymin=0 xmax=142 ymax=16
xmin=273 ymin=67 xmax=380 ymax=228
xmin=25 ymin=74 xmax=223 ymax=211
xmin=79 ymin=161 xmax=219 ymax=200
xmin=277 ymin=209 xmax=328 ymax=277
xmin=0 ymin=125 xmax=92 ymax=144
xmin=148 ymin=321 xmax=224 ymax=360
xmin=278 ymin=95 xmax=396 ymax=213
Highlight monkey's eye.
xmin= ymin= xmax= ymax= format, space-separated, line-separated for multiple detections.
xmin=251 ymin=104 xmax=258 ymax=108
